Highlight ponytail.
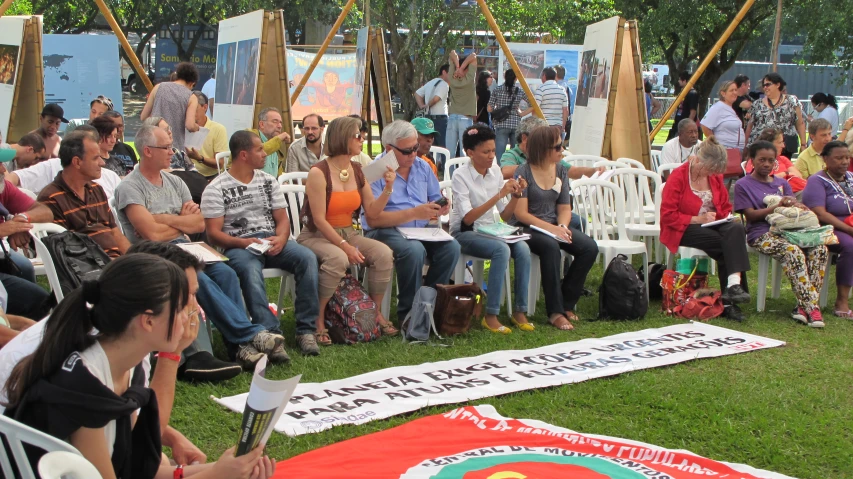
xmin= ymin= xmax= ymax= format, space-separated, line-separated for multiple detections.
xmin=3 ymin=254 xmax=187 ymax=408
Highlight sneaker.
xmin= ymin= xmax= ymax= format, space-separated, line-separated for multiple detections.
xmin=269 ymin=341 xmax=291 ymax=364
xmin=723 ymin=284 xmax=750 ymax=304
xmin=252 ymin=330 xmax=284 ymax=355
xmin=178 ymin=352 xmax=243 ymax=382
xmin=807 ymin=309 xmax=825 ymax=328
xmin=723 ymin=304 xmax=745 ymax=322
xmin=296 ymin=333 xmax=320 ymax=356
xmin=236 ymin=343 xmax=266 ymax=370
xmin=791 ymin=307 xmax=807 ymax=323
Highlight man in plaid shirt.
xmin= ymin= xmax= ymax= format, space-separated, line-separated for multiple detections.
xmin=487 ymin=70 xmax=528 ymax=162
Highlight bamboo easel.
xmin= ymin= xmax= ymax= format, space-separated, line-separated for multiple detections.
xmin=253 ymin=10 xmax=294 ymax=138
xmin=6 ymin=15 xmax=44 ymax=142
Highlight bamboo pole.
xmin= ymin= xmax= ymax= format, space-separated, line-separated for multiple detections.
xmin=648 ymin=0 xmax=756 ymax=141
xmin=92 ymin=0 xmax=154 ymax=93
xmin=291 ymin=0 xmax=357 ymax=105
xmin=475 ymin=0 xmax=544 ymax=119
xmin=0 ymin=0 xmax=15 ymax=18
xmin=770 ymin=0 xmax=783 ymax=72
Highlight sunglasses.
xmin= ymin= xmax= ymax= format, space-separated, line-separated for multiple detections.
xmin=391 ymin=143 xmax=419 ymax=155
xmin=762 ymin=83 xmax=774 ymax=88
xmin=552 ymin=143 xmax=563 ymax=152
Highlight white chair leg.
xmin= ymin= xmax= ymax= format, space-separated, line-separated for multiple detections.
xmin=453 ymin=257 xmax=467 ymax=285
xmin=472 ymin=260 xmax=485 ymax=285
xmin=528 ymin=255 xmax=540 ymax=316
xmin=382 ymin=278 xmax=392 ymax=320
xmin=276 ymin=276 xmax=287 ymax=318
xmin=756 ymin=253 xmax=769 ymax=313
xmin=771 ymin=258 xmax=782 ymax=299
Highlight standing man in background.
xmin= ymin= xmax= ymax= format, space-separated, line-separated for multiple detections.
xmin=446 ymin=51 xmax=477 ymax=158
xmin=414 ymin=64 xmax=450 ymax=149
xmin=201 ymin=73 xmax=216 ymax=118
xmin=554 ymin=65 xmax=574 ymax=141
xmin=666 ymin=71 xmax=700 ymax=141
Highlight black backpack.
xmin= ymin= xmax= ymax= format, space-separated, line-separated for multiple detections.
xmin=42 ymin=232 xmax=112 ymax=294
xmin=599 ymin=254 xmax=648 ymax=320
xmin=639 ymin=262 xmax=666 ymax=300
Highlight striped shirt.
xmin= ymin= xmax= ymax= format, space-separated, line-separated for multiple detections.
xmin=37 ymin=173 xmax=120 ymax=258
xmin=488 ymin=84 xmax=528 ymax=130
xmin=532 ymin=80 xmax=568 ymax=126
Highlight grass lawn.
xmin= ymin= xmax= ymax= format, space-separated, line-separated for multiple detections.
xmin=169 ymin=253 xmax=852 ymax=478
xmin=651 ymin=119 xmax=673 ymax=147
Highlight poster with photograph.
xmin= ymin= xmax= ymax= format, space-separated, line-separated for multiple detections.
xmin=497 ymin=44 xmax=581 ymax=90
xmin=287 ymin=50 xmax=362 ymax=120
xmin=213 ymin=10 xmax=264 ymax=138
xmin=569 ymin=16 xmax=621 ymax=156
xmin=0 ymin=17 xmax=26 ymax=140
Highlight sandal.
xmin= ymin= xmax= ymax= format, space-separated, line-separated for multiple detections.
xmin=549 ymin=314 xmax=574 ymax=331
xmin=314 ymin=329 xmax=332 ymax=346
xmin=379 ymin=321 xmax=399 ymax=336
xmin=564 ymin=311 xmax=580 ymax=322
xmin=833 ymin=309 xmax=853 ymax=319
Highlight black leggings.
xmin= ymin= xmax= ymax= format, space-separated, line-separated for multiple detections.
xmin=527 ymin=228 xmax=599 ymax=315
xmin=679 ymin=222 xmax=750 ymax=291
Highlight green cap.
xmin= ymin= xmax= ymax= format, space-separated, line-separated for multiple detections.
xmin=0 ymin=148 xmax=15 ymax=163
xmin=411 ymin=117 xmax=438 ymax=135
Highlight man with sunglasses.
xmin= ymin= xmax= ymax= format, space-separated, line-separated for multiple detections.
xmin=361 ymin=120 xmax=461 ymax=327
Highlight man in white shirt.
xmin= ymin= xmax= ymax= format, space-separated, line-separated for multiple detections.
xmin=660 ymin=119 xmax=701 ymax=170
xmin=414 ymin=64 xmax=450 ymax=148
xmin=521 ymin=67 xmax=568 ymax=135
xmin=201 ymin=74 xmax=216 ymax=118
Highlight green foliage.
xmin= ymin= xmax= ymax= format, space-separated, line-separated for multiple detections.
xmin=784 ymin=0 xmax=853 ymax=71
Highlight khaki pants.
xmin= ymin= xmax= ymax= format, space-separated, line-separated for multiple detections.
xmin=297 ymin=226 xmax=393 ymax=298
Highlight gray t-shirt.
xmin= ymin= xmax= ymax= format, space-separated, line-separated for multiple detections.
xmin=510 ymin=162 xmax=571 ymax=226
xmin=114 ymin=169 xmax=191 ymax=243
xmin=201 ymin=170 xmax=287 ymax=238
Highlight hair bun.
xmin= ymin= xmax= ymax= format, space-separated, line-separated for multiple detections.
xmin=82 ymin=279 xmax=101 ymax=305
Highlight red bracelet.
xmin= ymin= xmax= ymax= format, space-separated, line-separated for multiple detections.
xmin=174 ymin=464 xmax=184 ymax=479
xmin=157 ymin=352 xmax=181 ymax=362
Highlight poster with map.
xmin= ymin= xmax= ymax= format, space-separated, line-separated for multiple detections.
xmin=43 ymin=34 xmax=124 ymax=132
xmin=0 ymin=17 xmax=25 ymax=140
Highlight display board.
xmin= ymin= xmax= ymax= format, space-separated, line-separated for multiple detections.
xmin=497 ymin=43 xmax=581 ymax=106
xmin=0 ymin=16 xmax=26 ymax=141
xmin=213 ymin=10 xmax=264 ymax=138
xmin=155 ymin=25 xmax=217 ymax=85
xmin=43 ymin=34 xmax=124 ymax=131
xmin=569 ymin=17 xmax=650 ymax=166
xmin=286 ymin=50 xmax=360 ymax=121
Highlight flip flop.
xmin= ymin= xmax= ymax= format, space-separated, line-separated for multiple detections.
xmin=564 ymin=311 xmax=580 ymax=322
xmin=833 ymin=309 xmax=853 ymax=319
xmin=549 ymin=314 xmax=574 ymax=331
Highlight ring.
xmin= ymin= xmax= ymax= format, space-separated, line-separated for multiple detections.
xmin=190 ymin=321 xmax=197 ymax=326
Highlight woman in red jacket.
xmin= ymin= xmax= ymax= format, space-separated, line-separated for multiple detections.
xmin=660 ymin=137 xmax=751 ymax=321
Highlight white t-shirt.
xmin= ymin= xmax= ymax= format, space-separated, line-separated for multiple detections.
xmin=201 ymin=170 xmax=287 ymax=238
xmin=78 ymin=341 xmax=135 ymax=456
xmin=660 ymin=137 xmax=702 ymax=165
xmin=201 ymin=78 xmax=216 ymax=119
xmin=14 ymin=158 xmax=121 ymax=198
xmin=416 ymin=78 xmax=449 ymax=116
xmin=817 ymin=106 xmax=839 ymax=135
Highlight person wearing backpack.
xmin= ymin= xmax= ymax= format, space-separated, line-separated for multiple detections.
xmin=488 ymin=69 xmax=528 ymax=162
xmin=414 ymin=64 xmax=450 ymax=148
xmin=451 ymin=124 xmax=531 ymax=333
xmin=297 ymin=117 xmax=398 ymax=345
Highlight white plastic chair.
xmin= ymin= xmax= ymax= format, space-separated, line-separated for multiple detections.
xmin=563 ymin=154 xmax=607 ymax=169
xmin=107 ymin=197 xmax=123 ymax=235
xmin=611 ymin=169 xmax=663 ymax=263
xmin=650 ymin=150 xmax=662 ymax=172
xmin=746 ymin=244 xmax=782 ymax=312
xmin=0 ymin=414 xmax=84 ymax=479
xmin=592 ymin=159 xmax=630 ymax=171
xmin=261 ymin=185 xmax=304 ymax=318
xmin=570 ymin=179 xmax=649 ymax=300
xmin=527 ymin=249 xmax=571 ymax=316
xmin=30 ymin=223 xmax=67 ymax=302
xmin=614 ymin=157 xmax=647 ymax=170
xmin=438 ymin=179 xmax=452 ymax=226
xmin=214 ymin=152 xmax=230 ymax=175
xmin=430 ymin=146 xmax=451 ymax=171
xmin=443 ymin=156 xmax=470 ymax=180
xmin=278 ymin=172 xmax=309 ymax=186
xmin=39 ymin=451 xmax=102 ymax=479
xmin=656 ymin=162 xmax=680 ymax=179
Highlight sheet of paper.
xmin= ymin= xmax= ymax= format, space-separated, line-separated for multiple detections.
xmin=184 ymin=127 xmax=210 ymax=151
xmin=396 ymin=227 xmax=454 ymax=242
xmin=363 ymin=152 xmax=400 ymax=183
xmin=701 ymin=215 xmax=735 ymax=228
xmin=175 ymin=242 xmax=228 ymax=262
xmin=530 ymin=224 xmax=569 ymax=243
xmin=235 ymin=356 xmax=301 ymax=456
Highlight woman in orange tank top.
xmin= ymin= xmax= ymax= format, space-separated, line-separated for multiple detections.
xmin=297 ymin=117 xmax=397 ymax=346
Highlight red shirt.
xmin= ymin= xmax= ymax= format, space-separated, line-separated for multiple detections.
xmin=660 ymin=162 xmax=732 ymax=253
xmin=0 ymin=180 xmax=35 ymax=216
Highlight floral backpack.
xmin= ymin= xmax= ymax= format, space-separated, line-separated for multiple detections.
xmin=324 ymin=273 xmax=381 ymax=344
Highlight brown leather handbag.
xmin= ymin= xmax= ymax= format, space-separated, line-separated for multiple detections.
xmin=434 ymin=283 xmax=486 ymax=335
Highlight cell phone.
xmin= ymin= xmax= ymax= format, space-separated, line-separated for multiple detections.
xmin=434 ymin=197 xmax=449 ymax=207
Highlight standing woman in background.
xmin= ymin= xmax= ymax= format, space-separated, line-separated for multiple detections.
xmin=476 ymin=70 xmax=493 ymax=126
xmin=701 ymin=81 xmax=746 ymax=152
xmin=488 ymin=69 xmax=527 ymax=162
xmin=141 ymin=62 xmax=200 ymax=152
xmin=745 ymin=73 xmax=806 ymax=157
xmin=809 ymin=92 xmax=840 ymax=136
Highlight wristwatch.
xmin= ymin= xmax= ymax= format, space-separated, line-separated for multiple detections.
xmin=558 ymin=224 xmax=567 ymax=229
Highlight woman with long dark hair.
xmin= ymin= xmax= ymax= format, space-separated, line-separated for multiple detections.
xmin=488 ymin=69 xmax=527 ymax=162
xmin=3 ymin=254 xmax=275 ymax=479
xmin=476 ymin=70 xmax=493 ymax=125
xmin=745 ymin=72 xmax=806 ymax=157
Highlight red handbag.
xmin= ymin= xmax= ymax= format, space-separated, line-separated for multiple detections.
xmin=661 ymin=268 xmax=708 ymax=316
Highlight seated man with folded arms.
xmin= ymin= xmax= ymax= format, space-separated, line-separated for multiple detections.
xmin=0 ymin=241 xmax=226 ymax=466
xmin=202 ymin=131 xmax=321 ymax=356
xmin=114 ymin=124 xmax=291 ymax=367
xmin=361 ymin=120 xmax=461 ymax=326
xmin=38 ymin=130 xmax=241 ymax=382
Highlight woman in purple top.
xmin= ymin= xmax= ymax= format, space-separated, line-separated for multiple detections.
xmin=802 ymin=140 xmax=853 ymax=317
xmin=735 ymin=141 xmax=827 ymax=327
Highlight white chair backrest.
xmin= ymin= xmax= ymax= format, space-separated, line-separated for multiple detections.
xmin=571 ymin=179 xmax=631 ymax=241
xmin=39 ymin=451 xmax=102 ymax=479
xmin=741 ymin=160 xmax=748 ymax=176
xmin=593 ymin=159 xmax=630 ymax=170
xmin=430 ymin=146 xmax=451 ymax=169
xmin=614 ymin=157 xmax=647 ymax=170
xmin=214 ymin=152 xmax=230 ymax=175
xmin=280 ymin=184 xmax=306 ymax=238
xmin=610 ymin=169 xmax=663 ymax=227
xmin=0 ymin=414 xmax=82 ymax=479
xmin=278 ymin=172 xmax=309 ymax=186
xmin=439 ymin=179 xmax=453 ymax=225
xmin=650 ymin=150 xmax=662 ymax=172
xmin=30 ymin=224 xmax=67 ymax=302
xmin=107 ymin=197 xmax=122 ymax=234
xmin=563 ymin=154 xmax=607 ymax=169
xmin=443 ymin=156 xmax=470 ymax=180
xmin=656 ymin=162 xmax=680 ymax=178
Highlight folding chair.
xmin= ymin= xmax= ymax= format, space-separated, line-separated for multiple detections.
xmin=0 ymin=414 xmax=86 ymax=479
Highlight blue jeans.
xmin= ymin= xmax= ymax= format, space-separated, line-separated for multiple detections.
xmin=495 ymin=128 xmax=516 ymax=163
xmin=0 ymin=251 xmax=49 ymax=318
xmin=224 ymin=233 xmax=319 ymax=336
xmin=429 ymin=115 xmax=448 ymax=149
xmin=366 ymin=227 xmax=461 ymax=322
xmin=454 ymin=231 xmax=530 ymax=315
xmin=446 ymin=114 xmax=473 ymax=158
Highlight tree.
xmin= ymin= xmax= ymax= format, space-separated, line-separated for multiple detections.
xmin=783 ymin=0 xmax=853 ymax=73
xmin=617 ymin=0 xmax=776 ymax=118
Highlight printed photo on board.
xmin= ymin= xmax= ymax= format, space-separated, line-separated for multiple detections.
xmin=215 ymin=42 xmax=236 ymax=105
xmin=232 ymin=38 xmax=259 ymax=106
xmin=0 ymin=44 xmax=19 ymax=85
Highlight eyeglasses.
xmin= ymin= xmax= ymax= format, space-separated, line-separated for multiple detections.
xmin=161 ymin=125 xmax=173 ymax=133
xmin=391 ymin=143 xmax=419 ymax=155
xmin=762 ymin=83 xmax=773 ymax=88
xmin=552 ymin=143 xmax=563 ymax=152
xmin=148 ymin=144 xmax=173 ymax=151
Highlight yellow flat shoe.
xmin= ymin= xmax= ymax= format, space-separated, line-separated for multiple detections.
xmin=481 ymin=318 xmax=512 ymax=334
xmin=510 ymin=317 xmax=535 ymax=331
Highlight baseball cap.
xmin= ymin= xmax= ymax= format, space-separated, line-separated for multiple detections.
xmin=40 ymin=104 xmax=69 ymax=123
xmin=411 ymin=117 xmax=438 ymax=135
xmin=0 ymin=147 xmax=15 ymax=163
